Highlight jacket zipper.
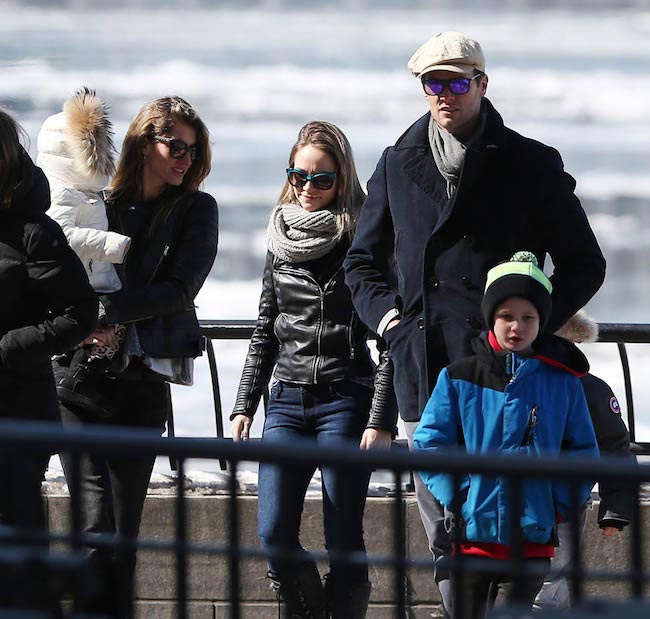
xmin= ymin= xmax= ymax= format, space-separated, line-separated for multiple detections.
xmin=148 ymin=244 xmax=170 ymax=285
xmin=349 ymin=313 xmax=356 ymax=359
xmin=276 ymin=264 xmax=342 ymax=384
xmin=521 ymin=405 xmax=538 ymax=446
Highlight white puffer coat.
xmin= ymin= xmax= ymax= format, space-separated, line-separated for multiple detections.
xmin=37 ymin=88 xmax=129 ymax=294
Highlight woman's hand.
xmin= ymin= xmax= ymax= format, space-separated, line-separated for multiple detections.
xmin=231 ymin=414 xmax=252 ymax=442
xmin=360 ymin=428 xmax=393 ymax=450
xmin=82 ymin=326 xmax=119 ymax=349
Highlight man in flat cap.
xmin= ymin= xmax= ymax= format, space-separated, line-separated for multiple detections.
xmin=344 ymin=31 xmax=606 ymax=613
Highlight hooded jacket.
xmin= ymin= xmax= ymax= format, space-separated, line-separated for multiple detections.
xmin=38 ymin=88 xmax=129 ymax=293
xmin=0 ymin=148 xmax=98 ymax=420
xmin=556 ymin=311 xmax=635 ymax=528
xmin=413 ymin=331 xmax=599 ymax=546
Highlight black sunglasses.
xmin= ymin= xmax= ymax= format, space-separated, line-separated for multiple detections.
xmin=421 ymin=73 xmax=483 ymax=96
xmin=286 ymin=168 xmax=337 ymax=191
xmin=153 ymin=135 xmax=199 ymax=161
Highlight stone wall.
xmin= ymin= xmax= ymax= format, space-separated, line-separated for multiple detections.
xmin=44 ymin=494 xmax=649 ymax=618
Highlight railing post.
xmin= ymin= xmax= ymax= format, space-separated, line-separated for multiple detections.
xmin=175 ymin=458 xmax=188 ymax=619
xmin=229 ymin=459 xmax=241 ymax=619
xmin=569 ymin=479 xmax=584 ymax=603
xmin=617 ymin=342 xmax=636 ymax=444
xmin=631 ymin=481 xmax=644 ymax=598
xmin=205 ymin=336 xmax=227 ymax=470
xmin=392 ymin=469 xmax=406 ymax=618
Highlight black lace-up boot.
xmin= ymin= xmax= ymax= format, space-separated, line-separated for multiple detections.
xmin=266 ymin=563 xmax=327 ymax=619
xmin=324 ymin=573 xmax=372 ymax=619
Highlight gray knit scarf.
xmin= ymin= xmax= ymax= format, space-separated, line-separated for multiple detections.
xmin=267 ymin=203 xmax=339 ymax=263
xmin=429 ymin=110 xmax=486 ymax=198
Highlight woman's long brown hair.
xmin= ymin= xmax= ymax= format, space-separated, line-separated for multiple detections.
xmin=109 ymin=96 xmax=211 ymax=236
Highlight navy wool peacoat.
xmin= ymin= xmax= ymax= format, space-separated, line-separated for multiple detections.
xmin=345 ymin=98 xmax=606 ymax=421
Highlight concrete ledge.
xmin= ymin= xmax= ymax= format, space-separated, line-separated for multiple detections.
xmin=46 ymin=494 xmax=648 ymax=615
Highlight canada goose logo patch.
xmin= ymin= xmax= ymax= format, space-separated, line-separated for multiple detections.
xmin=609 ymin=396 xmax=621 ymax=414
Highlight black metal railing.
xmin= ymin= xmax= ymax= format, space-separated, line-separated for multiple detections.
xmin=197 ymin=321 xmax=650 ymax=457
xmin=0 ymin=419 xmax=648 ymax=618
xmin=1 ymin=321 xmax=649 ymax=617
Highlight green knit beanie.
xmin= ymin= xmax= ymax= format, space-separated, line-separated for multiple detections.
xmin=481 ymin=251 xmax=553 ymax=329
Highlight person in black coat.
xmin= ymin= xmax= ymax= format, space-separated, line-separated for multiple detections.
xmin=231 ymin=121 xmax=397 ymax=619
xmin=344 ymin=31 xmax=606 ymax=615
xmin=0 ymin=108 xmax=97 ymax=606
xmin=535 ymin=310 xmax=634 ymax=609
xmin=53 ymin=96 xmax=218 ymax=618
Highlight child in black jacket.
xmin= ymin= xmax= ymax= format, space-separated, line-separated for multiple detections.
xmin=534 ymin=310 xmax=634 ymax=610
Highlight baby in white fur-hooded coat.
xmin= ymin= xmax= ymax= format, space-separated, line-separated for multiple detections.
xmin=38 ymin=87 xmax=129 ymax=294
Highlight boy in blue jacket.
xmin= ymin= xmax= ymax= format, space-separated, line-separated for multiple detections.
xmin=414 ymin=251 xmax=599 ymax=619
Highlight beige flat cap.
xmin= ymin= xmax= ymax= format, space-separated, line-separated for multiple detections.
xmin=408 ymin=31 xmax=485 ymax=78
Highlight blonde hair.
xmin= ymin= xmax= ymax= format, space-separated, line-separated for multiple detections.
xmin=277 ymin=120 xmax=366 ymax=239
xmin=0 ymin=108 xmax=28 ymax=208
xmin=109 ymin=96 xmax=211 ymax=205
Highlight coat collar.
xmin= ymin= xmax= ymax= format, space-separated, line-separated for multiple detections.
xmin=480 ymin=330 xmax=589 ymax=377
xmin=394 ymin=97 xmax=506 ymax=151
xmin=397 ymin=98 xmax=506 ymax=201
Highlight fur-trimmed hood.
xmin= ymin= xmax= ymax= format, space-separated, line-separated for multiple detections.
xmin=554 ymin=309 xmax=599 ymax=344
xmin=37 ymin=87 xmax=115 ymax=192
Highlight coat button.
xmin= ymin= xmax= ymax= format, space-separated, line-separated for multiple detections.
xmin=432 ymin=279 xmax=439 ymax=289
xmin=417 ymin=318 xmax=424 ymax=330
xmin=462 ymin=275 xmax=472 ymax=288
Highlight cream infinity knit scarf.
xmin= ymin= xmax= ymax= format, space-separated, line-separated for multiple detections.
xmin=267 ymin=203 xmax=339 ymax=263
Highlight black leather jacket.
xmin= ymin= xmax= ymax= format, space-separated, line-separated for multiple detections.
xmin=233 ymin=243 xmax=397 ymax=434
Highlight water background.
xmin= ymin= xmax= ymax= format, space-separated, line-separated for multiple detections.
xmin=2 ymin=1 xmax=650 ymax=473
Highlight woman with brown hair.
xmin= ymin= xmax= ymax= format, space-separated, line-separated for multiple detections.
xmin=54 ymin=96 xmax=218 ymax=617
xmin=0 ymin=108 xmax=97 ymax=607
xmin=231 ymin=121 xmax=397 ymax=619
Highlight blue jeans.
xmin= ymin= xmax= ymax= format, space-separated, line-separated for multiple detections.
xmin=257 ymin=380 xmax=372 ymax=585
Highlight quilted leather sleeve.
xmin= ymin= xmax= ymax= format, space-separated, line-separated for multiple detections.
xmin=366 ymin=342 xmax=399 ymax=436
xmin=231 ymin=252 xmax=280 ymax=419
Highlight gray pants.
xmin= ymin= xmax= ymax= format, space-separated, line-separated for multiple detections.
xmin=533 ymin=508 xmax=588 ymax=610
xmin=405 ymin=421 xmax=454 ymax=616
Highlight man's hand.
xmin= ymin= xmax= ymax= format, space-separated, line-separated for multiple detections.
xmin=385 ymin=318 xmax=401 ymax=332
xmin=82 ymin=326 xmax=119 ymax=349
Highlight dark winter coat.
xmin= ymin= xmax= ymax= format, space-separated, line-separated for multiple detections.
xmin=0 ymin=149 xmax=98 ymax=420
xmin=581 ymin=373 xmax=635 ymax=527
xmin=345 ymin=98 xmax=606 ymax=421
xmin=101 ymin=191 xmax=218 ymax=359
xmin=233 ymin=242 xmax=398 ymax=434
xmin=414 ymin=332 xmax=599 ymax=545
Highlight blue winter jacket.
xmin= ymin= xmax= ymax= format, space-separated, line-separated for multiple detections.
xmin=413 ymin=332 xmax=599 ymax=546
